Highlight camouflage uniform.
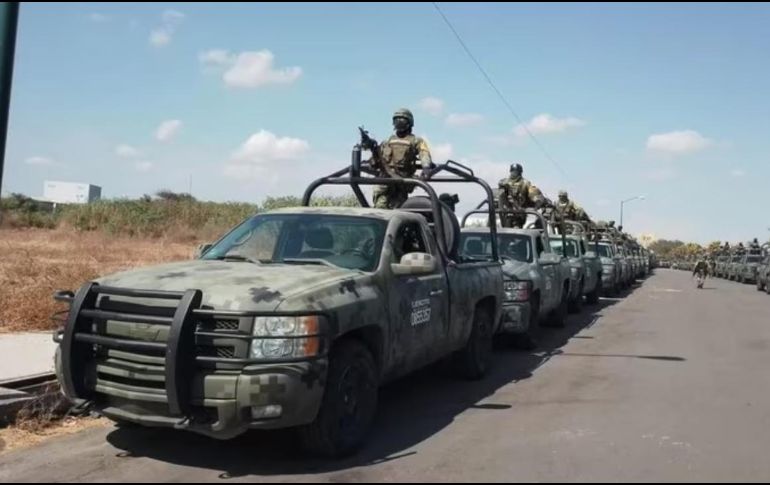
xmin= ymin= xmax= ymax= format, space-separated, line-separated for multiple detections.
xmin=372 ymin=109 xmax=432 ymax=209
xmin=497 ymin=164 xmax=545 ymax=228
xmin=556 ymin=191 xmax=589 ymax=223
xmin=693 ymin=259 xmax=709 ymax=277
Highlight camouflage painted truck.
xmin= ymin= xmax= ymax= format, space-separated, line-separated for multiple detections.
xmin=736 ymin=248 xmax=763 ymax=284
xmin=458 ymin=205 xmax=572 ymax=349
xmin=555 ymin=221 xmax=604 ymax=313
xmin=52 ymin=155 xmax=504 ymax=458
xmin=756 ymin=245 xmax=770 ymax=294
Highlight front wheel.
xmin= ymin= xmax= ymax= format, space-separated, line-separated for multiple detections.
xmin=586 ymin=278 xmax=602 ymax=305
xmin=568 ymin=280 xmax=584 ymax=314
xmin=546 ymin=287 xmax=569 ymax=328
xmin=454 ymin=305 xmax=494 ymax=380
xmin=299 ymin=340 xmax=378 ymax=458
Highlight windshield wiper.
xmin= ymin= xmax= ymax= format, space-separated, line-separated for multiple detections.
xmin=281 ymin=258 xmax=338 ymax=269
xmin=213 ymin=254 xmax=262 ymax=264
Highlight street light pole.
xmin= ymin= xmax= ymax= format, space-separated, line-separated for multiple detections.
xmin=620 ymin=195 xmax=645 ymax=230
xmin=0 ymin=2 xmax=19 ymax=199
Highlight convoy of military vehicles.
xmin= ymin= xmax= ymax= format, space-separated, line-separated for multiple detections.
xmin=51 ymin=132 xmax=656 ymax=458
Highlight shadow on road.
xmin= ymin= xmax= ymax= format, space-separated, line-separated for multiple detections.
xmin=105 ymin=274 xmax=678 ymax=479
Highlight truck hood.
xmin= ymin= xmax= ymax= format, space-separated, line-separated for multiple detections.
xmin=96 ymin=260 xmax=361 ymax=312
xmin=501 ymin=260 xmax=535 ymax=280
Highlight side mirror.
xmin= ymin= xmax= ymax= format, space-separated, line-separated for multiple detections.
xmin=391 ymin=252 xmax=437 ymax=276
xmin=196 ymin=243 xmax=213 ymax=258
xmin=539 ymin=253 xmax=560 ymax=265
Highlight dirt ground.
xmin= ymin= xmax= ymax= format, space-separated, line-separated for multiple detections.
xmin=0 ymin=228 xmax=195 ymax=332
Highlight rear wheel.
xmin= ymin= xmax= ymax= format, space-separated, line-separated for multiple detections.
xmin=299 ymin=340 xmax=378 ymax=458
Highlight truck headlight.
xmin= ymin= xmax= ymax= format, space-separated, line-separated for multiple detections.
xmin=250 ymin=316 xmax=322 ymax=360
xmin=504 ymin=280 xmax=531 ymax=303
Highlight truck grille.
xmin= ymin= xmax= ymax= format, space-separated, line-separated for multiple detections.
xmin=57 ymin=284 xmax=251 ymax=418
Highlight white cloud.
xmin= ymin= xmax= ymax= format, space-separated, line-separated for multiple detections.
xmin=135 ymin=161 xmax=154 ymax=172
xmin=646 ymin=130 xmax=713 ymax=155
xmin=149 ymin=29 xmax=172 ymax=47
xmin=155 ymin=120 xmax=182 ymax=142
xmin=432 ymin=143 xmax=453 ymax=162
xmin=445 ymin=113 xmax=485 ymax=127
xmin=514 ymin=113 xmax=586 ymax=138
xmin=115 ymin=144 xmax=141 ymax=158
xmin=224 ymin=130 xmax=310 ymax=180
xmin=162 ymin=10 xmax=185 ymax=25
xmin=418 ymin=97 xmax=445 ymax=116
xmin=149 ymin=10 xmax=185 ymax=47
xmin=25 ymin=156 xmax=55 ymax=166
xmin=222 ymin=50 xmax=302 ymax=88
xmin=88 ymin=13 xmax=110 ymax=22
xmin=199 ymin=49 xmax=235 ymax=67
xmin=731 ymin=169 xmax=746 ymax=177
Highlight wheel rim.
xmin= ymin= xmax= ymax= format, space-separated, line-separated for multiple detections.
xmin=336 ymin=362 xmax=371 ymax=441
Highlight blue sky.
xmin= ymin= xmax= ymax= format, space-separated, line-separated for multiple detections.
xmin=4 ymin=2 xmax=770 ymax=244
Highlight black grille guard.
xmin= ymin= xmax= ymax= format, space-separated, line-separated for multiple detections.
xmin=54 ymin=283 xmax=328 ymax=419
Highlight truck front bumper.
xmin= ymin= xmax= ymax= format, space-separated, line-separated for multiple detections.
xmin=499 ymin=302 xmax=532 ymax=334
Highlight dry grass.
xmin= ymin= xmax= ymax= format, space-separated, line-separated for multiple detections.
xmin=0 ymin=415 xmax=108 ymax=454
xmin=0 ymin=228 xmax=196 ymax=332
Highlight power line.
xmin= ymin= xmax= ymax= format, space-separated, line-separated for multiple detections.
xmin=431 ymin=2 xmax=569 ymax=179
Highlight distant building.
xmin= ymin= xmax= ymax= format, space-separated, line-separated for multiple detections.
xmin=42 ymin=181 xmax=102 ymax=204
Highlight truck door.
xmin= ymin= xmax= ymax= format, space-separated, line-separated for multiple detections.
xmin=537 ymin=235 xmax=557 ymax=308
xmin=387 ymin=221 xmax=449 ymax=369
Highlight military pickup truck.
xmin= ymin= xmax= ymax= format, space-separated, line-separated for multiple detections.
xmin=736 ymin=249 xmax=764 ymax=284
xmin=52 ymin=153 xmax=504 ymax=458
xmin=727 ymin=252 xmax=744 ymax=281
xmin=757 ymin=246 xmax=770 ymax=294
xmin=595 ymin=239 xmax=621 ymax=296
xmin=458 ymin=206 xmax=572 ymax=349
xmin=715 ymin=254 xmax=730 ymax=278
xmin=551 ymin=221 xmax=603 ymax=313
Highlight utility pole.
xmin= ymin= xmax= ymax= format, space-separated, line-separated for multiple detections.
xmin=0 ymin=2 xmax=18 ymax=199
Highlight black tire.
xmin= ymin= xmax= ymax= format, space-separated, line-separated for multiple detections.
xmin=454 ymin=305 xmax=494 ymax=380
xmin=586 ymin=278 xmax=601 ymax=305
xmin=757 ymin=278 xmax=764 ymax=292
xmin=766 ymin=281 xmax=770 ymax=295
xmin=568 ymin=280 xmax=584 ymax=314
xmin=299 ymin=340 xmax=378 ymax=458
xmin=546 ymin=285 xmax=569 ymax=328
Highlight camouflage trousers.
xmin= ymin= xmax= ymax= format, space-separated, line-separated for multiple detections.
xmin=373 ymin=185 xmax=412 ymax=209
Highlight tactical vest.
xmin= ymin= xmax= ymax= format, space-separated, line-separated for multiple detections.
xmin=381 ymin=134 xmax=420 ymax=176
xmin=506 ymin=179 xmax=530 ymax=206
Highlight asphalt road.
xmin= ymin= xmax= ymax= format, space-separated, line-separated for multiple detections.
xmin=2 ymin=269 xmax=770 ymax=482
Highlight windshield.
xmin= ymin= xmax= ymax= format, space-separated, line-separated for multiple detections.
xmin=550 ymin=238 xmax=579 ymax=258
xmin=460 ymin=233 xmax=533 ymax=263
xmin=201 ymin=214 xmax=387 ymax=272
xmin=598 ymin=244 xmax=614 ymax=258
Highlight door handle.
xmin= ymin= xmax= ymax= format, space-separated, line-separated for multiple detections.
xmin=430 ymin=289 xmax=444 ymax=297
